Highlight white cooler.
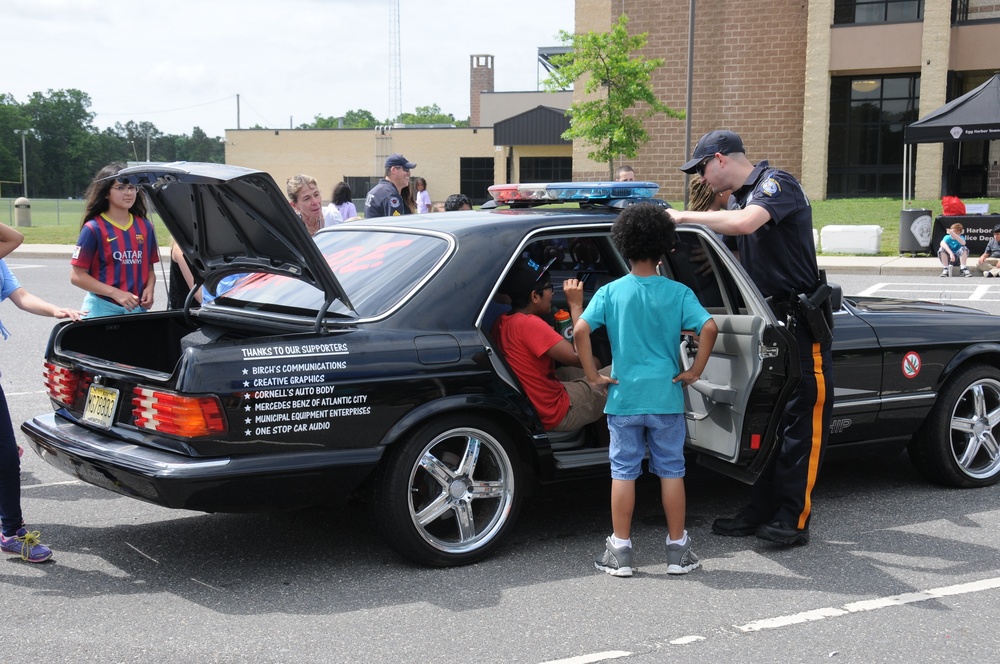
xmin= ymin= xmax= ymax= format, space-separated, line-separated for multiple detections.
xmin=820 ymin=225 xmax=883 ymax=254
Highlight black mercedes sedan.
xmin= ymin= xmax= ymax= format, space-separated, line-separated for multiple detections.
xmin=21 ymin=163 xmax=1000 ymax=566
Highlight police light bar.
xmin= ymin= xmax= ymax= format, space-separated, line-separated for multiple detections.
xmin=487 ymin=181 xmax=660 ymax=204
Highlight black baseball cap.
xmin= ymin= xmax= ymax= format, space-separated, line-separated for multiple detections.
xmin=385 ymin=153 xmax=416 ymax=170
xmin=499 ymin=257 xmax=557 ymax=298
xmin=992 ymin=224 xmax=1000 ymax=233
xmin=680 ymin=130 xmax=746 ymax=173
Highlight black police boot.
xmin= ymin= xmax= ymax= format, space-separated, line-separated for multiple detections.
xmin=711 ymin=511 xmax=765 ymax=537
xmin=755 ymin=520 xmax=810 ymax=545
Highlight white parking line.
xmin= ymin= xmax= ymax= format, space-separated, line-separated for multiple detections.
xmin=665 ymin=575 xmax=1000 ymax=648
xmin=860 ymin=282 xmax=1000 ymax=301
xmin=970 ymin=284 xmax=991 ymax=300
xmin=540 ymin=651 xmax=631 ymax=664
xmin=858 ymin=283 xmax=887 ymax=296
xmin=543 ymin=577 xmax=1000 ymax=662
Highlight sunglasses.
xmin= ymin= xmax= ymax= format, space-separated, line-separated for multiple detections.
xmin=694 ymin=155 xmax=716 ymax=177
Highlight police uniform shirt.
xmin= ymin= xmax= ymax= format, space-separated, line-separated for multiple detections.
xmin=364 ymin=179 xmax=409 ymax=218
xmin=732 ymin=161 xmax=819 ymax=299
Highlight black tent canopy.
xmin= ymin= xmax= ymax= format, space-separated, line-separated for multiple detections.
xmin=902 ymin=74 xmax=1000 ymax=202
xmin=904 ymin=74 xmax=1000 ymax=144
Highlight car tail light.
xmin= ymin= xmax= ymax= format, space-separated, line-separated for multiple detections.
xmin=43 ymin=362 xmax=83 ymax=408
xmin=131 ymin=388 xmax=227 ymax=438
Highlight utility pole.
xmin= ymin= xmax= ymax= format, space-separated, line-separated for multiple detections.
xmin=14 ymin=129 xmax=28 ymax=196
xmin=683 ymin=0 xmax=695 ymax=209
xmin=389 ymin=0 xmax=402 ymax=123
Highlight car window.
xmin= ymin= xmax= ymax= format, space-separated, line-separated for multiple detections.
xmin=213 ymin=230 xmax=451 ymax=318
xmin=661 ymin=232 xmax=747 ymax=315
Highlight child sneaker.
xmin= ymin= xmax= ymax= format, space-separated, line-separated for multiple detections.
xmin=666 ymin=538 xmax=701 ymax=575
xmin=940 ymin=269 xmax=949 ymax=277
xmin=0 ymin=528 xmax=52 ymax=563
xmin=962 ymin=268 xmax=972 ymax=277
xmin=594 ymin=536 xmax=633 ymax=577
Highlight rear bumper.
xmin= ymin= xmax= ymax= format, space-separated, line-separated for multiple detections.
xmin=21 ymin=413 xmax=383 ymax=512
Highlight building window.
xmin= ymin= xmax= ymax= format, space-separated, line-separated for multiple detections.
xmin=460 ymin=157 xmax=495 ymax=205
xmin=519 ymin=157 xmax=572 ymax=183
xmin=833 ymin=0 xmax=923 ymax=24
xmin=826 ymin=75 xmax=920 ymax=198
xmin=954 ymin=0 xmax=1000 ymax=22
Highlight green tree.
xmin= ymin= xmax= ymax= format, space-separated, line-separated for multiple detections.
xmin=0 ymin=94 xmax=30 ymax=196
xmin=543 ymin=14 xmax=682 ymax=178
xmin=299 ymin=109 xmax=385 ymax=129
xmin=343 ymin=109 xmax=381 ymax=128
xmin=23 ymin=88 xmax=96 ymax=197
xmin=394 ymin=104 xmax=467 ymax=127
xmin=174 ymin=127 xmax=224 ymax=163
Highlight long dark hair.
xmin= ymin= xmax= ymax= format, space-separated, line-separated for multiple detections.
xmin=80 ymin=162 xmax=149 ymax=229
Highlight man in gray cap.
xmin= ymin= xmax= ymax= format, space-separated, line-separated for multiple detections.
xmin=364 ymin=153 xmax=416 ymax=218
xmin=668 ymin=129 xmax=833 ymax=548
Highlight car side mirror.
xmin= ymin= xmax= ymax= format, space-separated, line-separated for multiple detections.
xmin=829 ymin=283 xmax=843 ymax=311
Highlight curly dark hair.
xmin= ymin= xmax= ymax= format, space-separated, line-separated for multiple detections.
xmin=332 ymin=182 xmax=352 ymax=205
xmin=444 ymin=193 xmax=472 ymax=211
xmin=611 ymin=202 xmax=675 ymax=262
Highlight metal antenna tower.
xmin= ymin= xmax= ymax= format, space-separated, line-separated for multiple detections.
xmin=388 ymin=0 xmax=402 ymax=123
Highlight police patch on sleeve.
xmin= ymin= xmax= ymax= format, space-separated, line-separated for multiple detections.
xmin=761 ymin=178 xmax=781 ymax=197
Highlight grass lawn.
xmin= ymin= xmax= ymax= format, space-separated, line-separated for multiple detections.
xmin=4 ymin=196 xmax=993 ymax=256
xmin=2 ymin=198 xmax=170 ymax=247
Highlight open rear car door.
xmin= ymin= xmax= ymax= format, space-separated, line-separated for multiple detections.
xmin=663 ymin=226 xmax=800 ymax=484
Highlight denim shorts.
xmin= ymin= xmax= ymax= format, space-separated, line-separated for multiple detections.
xmin=607 ymin=413 xmax=686 ymax=480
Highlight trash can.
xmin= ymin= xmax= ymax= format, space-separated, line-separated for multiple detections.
xmin=14 ymin=197 xmax=31 ymax=228
xmin=898 ymin=208 xmax=932 ymax=256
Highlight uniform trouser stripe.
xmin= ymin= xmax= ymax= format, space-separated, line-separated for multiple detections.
xmin=798 ymin=341 xmax=827 ymax=530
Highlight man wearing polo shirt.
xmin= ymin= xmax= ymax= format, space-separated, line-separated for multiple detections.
xmin=364 ymin=153 xmax=415 ymax=218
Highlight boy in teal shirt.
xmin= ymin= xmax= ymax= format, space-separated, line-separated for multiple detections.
xmin=575 ymin=203 xmax=718 ymax=576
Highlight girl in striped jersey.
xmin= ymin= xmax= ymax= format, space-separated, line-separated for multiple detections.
xmin=70 ymin=163 xmax=159 ymax=318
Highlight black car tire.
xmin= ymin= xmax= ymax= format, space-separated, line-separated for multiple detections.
xmin=373 ymin=415 xmax=523 ymax=566
xmin=908 ymin=363 xmax=1000 ymax=487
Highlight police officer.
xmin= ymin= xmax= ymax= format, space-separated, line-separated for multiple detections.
xmin=364 ymin=153 xmax=415 ymax=218
xmin=667 ymin=130 xmax=833 ymax=546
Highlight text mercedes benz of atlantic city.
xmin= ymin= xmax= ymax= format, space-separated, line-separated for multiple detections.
xmin=21 ymin=163 xmax=1000 ymax=566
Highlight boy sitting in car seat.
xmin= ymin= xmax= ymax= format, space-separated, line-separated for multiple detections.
xmin=492 ymin=257 xmax=611 ymax=431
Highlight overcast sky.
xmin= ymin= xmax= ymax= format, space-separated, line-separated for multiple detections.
xmin=7 ymin=0 xmax=575 ymax=137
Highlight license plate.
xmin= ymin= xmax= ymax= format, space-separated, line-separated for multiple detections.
xmin=82 ymin=385 xmax=120 ymax=429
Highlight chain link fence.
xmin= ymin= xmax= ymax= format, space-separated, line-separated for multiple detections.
xmin=2 ymin=198 xmax=85 ymax=227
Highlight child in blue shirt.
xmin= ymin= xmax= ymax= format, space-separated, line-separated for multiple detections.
xmin=938 ymin=222 xmax=971 ymax=277
xmin=575 ymin=203 xmax=718 ymax=577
